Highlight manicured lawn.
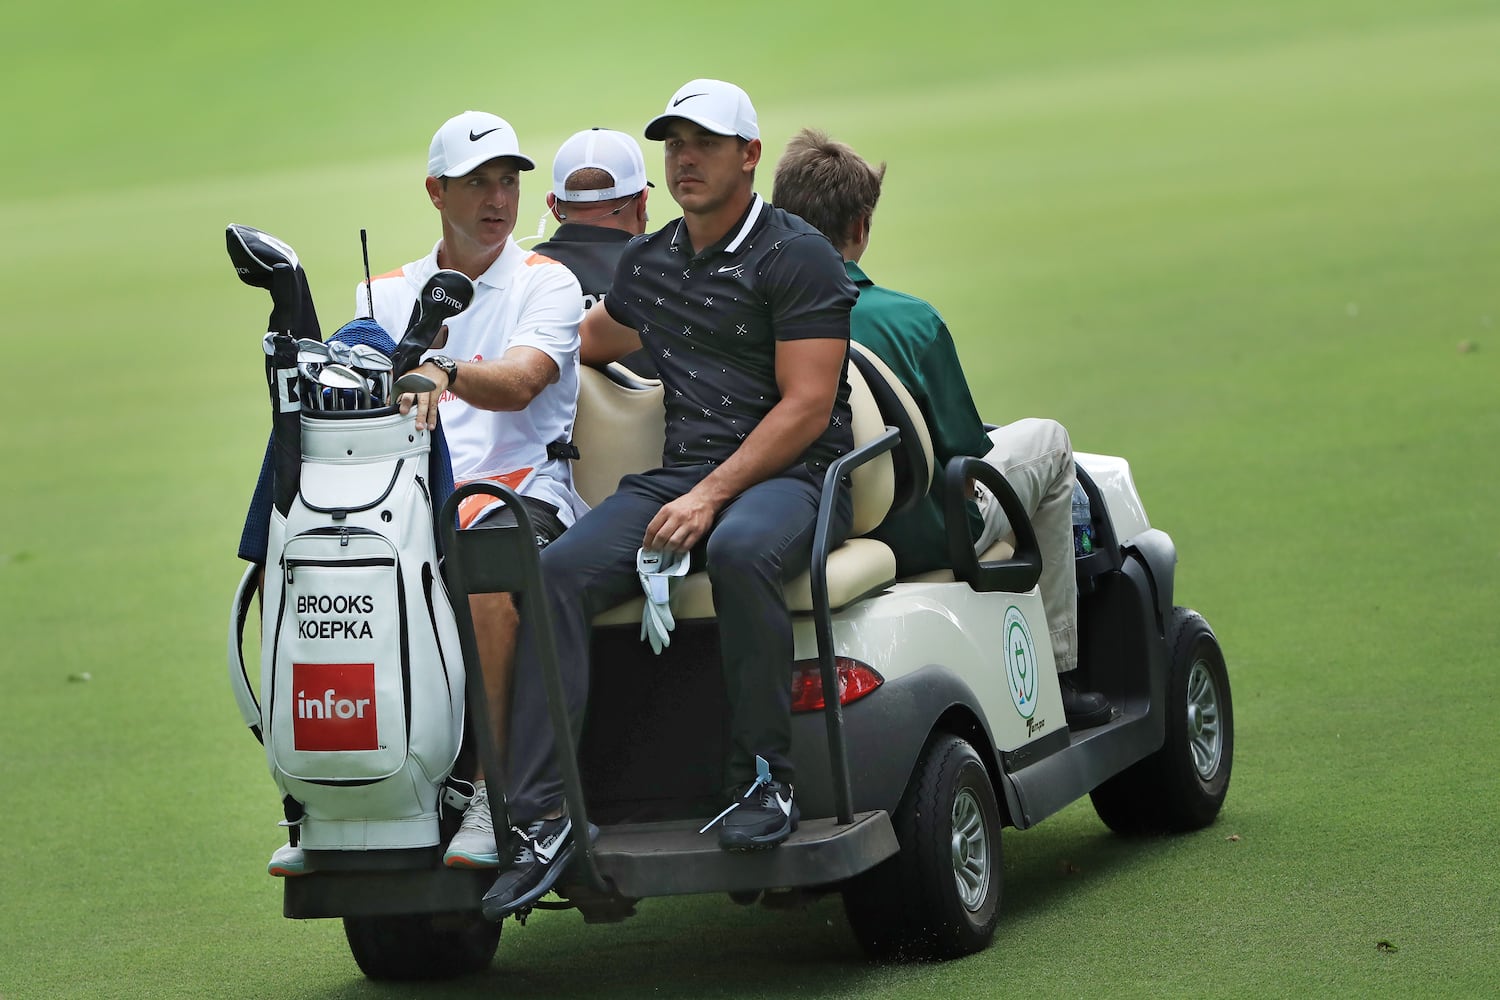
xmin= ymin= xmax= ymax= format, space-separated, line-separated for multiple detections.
xmin=1 ymin=1 xmax=1495 ymax=996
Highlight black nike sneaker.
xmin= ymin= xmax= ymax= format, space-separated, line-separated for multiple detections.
xmin=717 ymin=780 xmax=800 ymax=851
xmin=481 ymin=814 xmax=596 ymax=920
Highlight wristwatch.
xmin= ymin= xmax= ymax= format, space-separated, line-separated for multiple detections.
xmin=430 ymin=355 xmax=458 ymax=388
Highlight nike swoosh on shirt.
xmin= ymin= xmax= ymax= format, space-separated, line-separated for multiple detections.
xmin=717 ymin=265 xmax=743 ymax=273
xmin=672 ymin=93 xmax=707 ymax=107
xmin=469 ymin=127 xmax=502 ymax=141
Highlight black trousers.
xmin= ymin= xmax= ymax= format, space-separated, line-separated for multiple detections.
xmin=504 ymin=464 xmax=852 ymax=822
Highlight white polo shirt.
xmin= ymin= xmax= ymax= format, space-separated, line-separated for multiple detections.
xmin=358 ymin=238 xmax=588 ymax=525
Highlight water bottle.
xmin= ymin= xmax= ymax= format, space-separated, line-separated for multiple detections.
xmin=1072 ymin=480 xmax=1094 ymax=556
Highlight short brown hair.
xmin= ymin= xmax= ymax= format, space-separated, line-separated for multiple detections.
xmin=561 ymin=166 xmax=617 ymax=197
xmin=772 ymin=128 xmax=886 ymax=252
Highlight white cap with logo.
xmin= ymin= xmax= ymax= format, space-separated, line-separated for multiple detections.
xmin=644 ymin=79 xmax=759 ymax=142
xmin=428 ymin=111 xmax=536 ymax=178
xmin=552 ymin=128 xmax=654 ymax=203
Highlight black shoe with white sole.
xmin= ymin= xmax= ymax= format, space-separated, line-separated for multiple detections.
xmin=481 ymin=814 xmax=596 ymax=921
xmin=717 ymin=780 xmax=800 ymax=851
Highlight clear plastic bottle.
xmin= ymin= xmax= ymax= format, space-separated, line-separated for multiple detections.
xmin=1072 ymin=480 xmax=1094 ymax=556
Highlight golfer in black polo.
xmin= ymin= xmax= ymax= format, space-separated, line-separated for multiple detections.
xmin=485 ymin=78 xmax=858 ymax=918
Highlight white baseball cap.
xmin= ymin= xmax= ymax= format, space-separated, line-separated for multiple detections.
xmin=552 ymin=128 xmax=654 ymax=203
xmin=644 ymin=79 xmax=759 ymax=142
xmin=427 ymin=111 xmax=536 ymax=178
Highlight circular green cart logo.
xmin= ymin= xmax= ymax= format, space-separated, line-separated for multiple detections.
xmin=1003 ymin=605 xmax=1038 ymax=720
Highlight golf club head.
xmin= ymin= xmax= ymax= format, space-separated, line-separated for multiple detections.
xmin=394 ymin=371 xmax=439 ymax=395
xmin=390 ymin=269 xmax=474 ymax=376
xmin=298 ymin=362 xmax=324 ymax=409
xmin=317 ymin=363 xmax=371 ymax=411
xmin=347 ymin=344 xmax=392 ymax=370
xmin=297 ymin=341 xmax=331 ymax=362
xmin=226 ymin=224 xmax=300 ymax=291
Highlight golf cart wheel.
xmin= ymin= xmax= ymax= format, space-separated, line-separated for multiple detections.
xmin=841 ymin=733 xmax=1003 ymax=960
xmin=342 ymin=911 xmax=500 ymax=981
xmin=1090 ymin=607 xmax=1234 ymax=834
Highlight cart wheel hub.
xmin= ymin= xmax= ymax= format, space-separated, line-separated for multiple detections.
xmin=950 ymin=787 xmax=991 ymax=912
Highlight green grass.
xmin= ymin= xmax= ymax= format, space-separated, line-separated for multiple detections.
xmin=2 ymin=1 xmax=1498 ymax=996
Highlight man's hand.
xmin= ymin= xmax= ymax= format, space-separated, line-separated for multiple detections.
xmin=397 ymin=361 xmax=450 ymax=431
xmin=643 ymin=489 xmax=721 ymax=555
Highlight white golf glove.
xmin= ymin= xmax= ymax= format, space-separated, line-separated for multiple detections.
xmin=637 ymin=547 xmax=690 ymax=655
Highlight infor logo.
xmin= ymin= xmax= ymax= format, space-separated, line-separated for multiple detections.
xmin=1003 ymin=606 xmax=1038 ymax=720
xmin=291 ymin=662 xmax=378 ymax=751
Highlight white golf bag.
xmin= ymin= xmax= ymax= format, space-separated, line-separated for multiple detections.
xmin=229 ymin=408 xmax=466 ymax=851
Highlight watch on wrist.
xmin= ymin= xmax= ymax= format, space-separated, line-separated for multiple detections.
xmin=431 ymin=355 xmax=458 ymax=388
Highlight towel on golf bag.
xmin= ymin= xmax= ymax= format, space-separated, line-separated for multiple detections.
xmin=228 ymin=401 xmax=465 ymax=851
xmin=236 ymin=318 xmax=456 ymax=563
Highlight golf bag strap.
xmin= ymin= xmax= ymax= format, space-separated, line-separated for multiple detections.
xmin=546 ymin=439 xmax=579 ymax=461
xmin=441 ymin=777 xmax=477 ymax=813
xmin=227 ymin=562 xmax=264 ymax=743
xmin=282 ymin=796 xmax=304 ymax=846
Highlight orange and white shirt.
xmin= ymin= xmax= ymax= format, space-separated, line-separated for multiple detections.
xmin=358 ymin=238 xmax=587 ymax=525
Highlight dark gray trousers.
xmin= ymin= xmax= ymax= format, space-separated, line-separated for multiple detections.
xmin=504 ymin=464 xmax=852 ymax=823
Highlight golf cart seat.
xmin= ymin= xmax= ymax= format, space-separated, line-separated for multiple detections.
xmin=572 ymin=346 xmax=933 ymax=627
xmin=850 ymin=345 xmax=1022 ymax=583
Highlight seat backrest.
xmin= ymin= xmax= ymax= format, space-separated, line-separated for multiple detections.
xmin=570 ymin=358 xmax=894 ymax=537
xmin=847 ymin=342 xmax=935 ymax=517
xmin=844 ymin=358 xmax=894 ymax=537
xmin=572 ymin=364 xmax=666 ymax=509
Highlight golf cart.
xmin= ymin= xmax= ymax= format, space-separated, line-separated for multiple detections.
xmin=251 ymin=342 xmax=1234 ymax=979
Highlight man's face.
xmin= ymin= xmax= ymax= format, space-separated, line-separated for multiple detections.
xmin=429 ymin=158 xmax=522 ymax=251
xmin=662 ymin=121 xmax=756 ymax=215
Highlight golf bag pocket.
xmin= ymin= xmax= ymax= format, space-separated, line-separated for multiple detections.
xmin=256 ymin=410 xmax=465 ymax=850
xmin=269 ymin=529 xmax=407 ymax=782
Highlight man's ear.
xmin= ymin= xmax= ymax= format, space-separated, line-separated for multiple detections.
xmin=636 ymin=188 xmax=650 ymax=228
xmin=741 ymin=138 xmax=762 ymax=174
xmin=425 ymin=175 xmax=444 ymax=209
xmin=547 ymin=192 xmax=565 ymax=222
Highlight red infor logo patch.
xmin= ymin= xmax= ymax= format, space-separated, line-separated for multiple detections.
xmin=291 ymin=662 xmax=378 ymax=751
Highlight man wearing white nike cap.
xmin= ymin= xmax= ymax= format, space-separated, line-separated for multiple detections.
xmin=486 ymin=79 xmax=859 ymax=919
xmin=532 ymin=128 xmax=656 ymax=374
xmin=366 ymin=110 xmax=586 ymax=872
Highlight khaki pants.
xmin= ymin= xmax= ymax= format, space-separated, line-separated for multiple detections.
xmin=973 ymin=418 xmax=1078 ymax=673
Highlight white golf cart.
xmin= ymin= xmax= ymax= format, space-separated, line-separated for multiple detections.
xmin=270 ymin=345 xmax=1234 ymax=979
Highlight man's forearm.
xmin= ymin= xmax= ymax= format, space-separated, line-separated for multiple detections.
xmin=692 ymin=396 xmax=831 ymax=507
xmin=431 ymin=352 xmax=556 ymax=413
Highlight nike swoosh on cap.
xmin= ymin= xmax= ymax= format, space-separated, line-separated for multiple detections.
xmin=671 ymin=93 xmax=707 ymax=107
xmin=469 ymin=127 xmax=502 ymax=141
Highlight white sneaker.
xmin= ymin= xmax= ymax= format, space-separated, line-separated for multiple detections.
xmin=444 ymin=783 xmax=499 ymax=869
xmin=267 ymin=843 xmax=306 ymax=877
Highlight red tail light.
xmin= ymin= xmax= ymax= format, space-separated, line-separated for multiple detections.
xmin=790 ymin=657 xmax=884 ymax=712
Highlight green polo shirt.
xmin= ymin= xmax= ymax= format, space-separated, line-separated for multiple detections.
xmin=846 ymin=261 xmax=991 ymax=575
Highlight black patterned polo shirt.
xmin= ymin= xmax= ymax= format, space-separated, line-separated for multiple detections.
xmin=604 ymin=194 xmax=858 ymax=475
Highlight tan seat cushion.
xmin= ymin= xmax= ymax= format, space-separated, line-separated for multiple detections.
xmin=572 ymin=365 xmax=666 ymax=509
xmin=593 ymin=537 xmax=896 ymax=626
xmin=848 ymin=341 xmax=935 ymax=494
xmin=901 ymin=537 xmax=1016 ymax=585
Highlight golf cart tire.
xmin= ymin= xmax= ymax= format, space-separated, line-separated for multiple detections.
xmin=1090 ymin=607 xmax=1234 ymax=834
xmin=841 ymin=733 xmax=1003 ymax=961
xmin=342 ymin=911 xmax=500 ymax=981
